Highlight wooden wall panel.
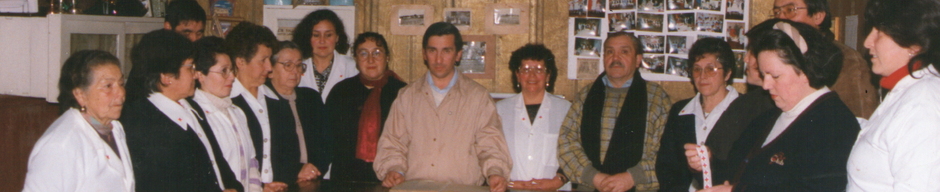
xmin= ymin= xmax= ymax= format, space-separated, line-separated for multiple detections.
xmin=0 ymin=95 xmax=60 ymax=191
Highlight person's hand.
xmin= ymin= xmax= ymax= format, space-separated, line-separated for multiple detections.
xmin=593 ymin=173 xmax=610 ymax=190
xmin=382 ymin=171 xmax=405 ymax=188
xmin=487 ymin=175 xmax=508 ymax=192
xmin=263 ymin=181 xmax=288 ymax=192
xmin=698 ymin=181 xmax=733 ymax=192
xmin=599 ymin=172 xmax=634 ymax=192
xmin=685 ymin=143 xmax=708 ymax=172
xmin=296 ymin=163 xmax=321 ymax=182
xmin=507 ymin=174 xmax=565 ymax=191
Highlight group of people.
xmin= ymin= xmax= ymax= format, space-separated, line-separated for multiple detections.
xmin=20 ymin=0 xmax=940 ymax=191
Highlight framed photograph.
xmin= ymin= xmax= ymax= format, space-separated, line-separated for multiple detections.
xmin=726 ymin=0 xmax=745 ymax=20
xmin=638 ymin=0 xmax=664 ymax=12
xmin=575 ymin=38 xmax=603 ymax=57
xmin=575 ymin=18 xmax=602 ymax=37
xmin=667 ymin=35 xmax=690 ymax=54
xmin=610 ymin=0 xmax=636 ymax=10
xmin=642 ymin=54 xmax=666 ymax=74
xmin=733 ymin=51 xmax=746 ymax=79
xmin=639 ymin=35 xmax=665 ymax=54
xmin=698 ymin=34 xmax=723 ymax=39
xmin=667 ymin=13 xmax=695 ymax=32
xmin=485 ymin=4 xmax=529 ymax=34
xmin=569 ymin=0 xmax=588 ymax=17
xmin=667 ymin=56 xmax=689 ymax=76
xmin=300 ymin=0 xmax=327 ymax=5
xmin=609 ymin=12 xmax=636 ymax=32
xmin=458 ymin=35 xmax=497 ymax=79
xmin=667 ymin=0 xmax=693 ymax=10
xmin=695 ymin=0 xmax=721 ymax=11
xmin=444 ymin=8 xmax=472 ymax=31
xmin=695 ymin=13 xmax=723 ymax=32
xmin=637 ymin=13 xmax=664 ymax=32
xmin=389 ymin=5 xmax=434 ymax=35
xmin=577 ymin=58 xmax=602 ymax=79
xmin=726 ymin=21 xmax=746 ymax=49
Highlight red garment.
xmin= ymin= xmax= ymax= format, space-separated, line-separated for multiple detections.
xmin=355 ymin=70 xmax=399 ymax=162
xmin=880 ymin=61 xmax=922 ymax=90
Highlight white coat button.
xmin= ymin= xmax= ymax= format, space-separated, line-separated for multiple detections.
xmin=263 ymin=154 xmax=268 ymax=159
xmin=264 ymin=169 xmax=269 ymax=173
xmin=259 ymin=109 xmax=264 ymax=113
xmin=264 ymin=138 xmax=268 ymax=143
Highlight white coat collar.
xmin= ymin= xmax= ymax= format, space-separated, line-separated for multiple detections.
xmin=679 ymin=86 xmax=740 ymax=144
xmin=148 ymin=92 xmax=199 ymax=130
xmin=64 ymin=108 xmax=136 ymax=190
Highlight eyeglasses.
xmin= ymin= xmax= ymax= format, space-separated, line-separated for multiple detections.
xmin=772 ymin=4 xmax=807 ymax=18
xmin=277 ymin=61 xmax=307 ymax=73
xmin=209 ymin=67 xmax=234 ymax=77
xmin=357 ymin=49 xmax=386 ymax=59
xmin=182 ymin=64 xmax=196 ymax=72
xmin=691 ymin=66 xmax=723 ymax=77
xmin=519 ymin=66 xmax=548 ymax=75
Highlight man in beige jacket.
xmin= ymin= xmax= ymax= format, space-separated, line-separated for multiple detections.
xmin=373 ymin=22 xmax=512 ymax=192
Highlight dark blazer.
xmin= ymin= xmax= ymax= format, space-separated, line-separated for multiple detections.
xmin=729 ymin=92 xmax=860 ymax=192
xmin=324 ymin=75 xmax=406 ymax=183
xmin=657 ymin=90 xmax=775 ymax=192
xmin=266 ymin=84 xmax=332 ymax=187
xmin=121 ymin=98 xmax=223 ymax=192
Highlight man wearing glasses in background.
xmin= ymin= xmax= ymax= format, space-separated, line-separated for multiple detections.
xmin=772 ymin=0 xmax=879 ymax=119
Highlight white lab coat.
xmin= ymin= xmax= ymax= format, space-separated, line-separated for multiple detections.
xmin=193 ymin=89 xmax=258 ymax=190
xmin=23 ymin=108 xmax=135 ymax=192
xmin=299 ymin=51 xmax=359 ymax=102
xmin=495 ymin=92 xmax=572 ymax=190
xmin=229 ymin=79 xmax=279 ymax=183
xmin=847 ymin=66 xmax=940 ymax=191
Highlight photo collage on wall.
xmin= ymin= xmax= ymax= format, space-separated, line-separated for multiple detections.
xmin=567 ymin=0 xmax=749 ymax=81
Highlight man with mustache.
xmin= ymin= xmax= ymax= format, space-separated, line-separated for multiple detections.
xmin=559 ymin=32 xmax=671 ymax=192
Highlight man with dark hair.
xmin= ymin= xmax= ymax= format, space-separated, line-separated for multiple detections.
xmin=373 ymin=22 xmax=512 ymax=192
xmin=559 ymin=32 xmax=671 ymax=192
xmin=164 ymin=0 xmax=206 ymax=41
xmin=773 ymin=0 xmax=879 ymax=119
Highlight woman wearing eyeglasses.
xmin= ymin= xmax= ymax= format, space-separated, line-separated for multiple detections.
xmin=657 ymin=38 xmax=763 ymax=191
xmin=495 ymin=44 xmax=571 ymax=191
xmin=265 ymin=41 xmax=331 ymax=188
xmin=324 ymin=32 xmax=406 ymax=183
xmin=190 ymin=36 xmax=262 ymax=192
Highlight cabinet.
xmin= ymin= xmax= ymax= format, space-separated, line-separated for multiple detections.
xmin=0 ymin=14 xmax=163 ymax=102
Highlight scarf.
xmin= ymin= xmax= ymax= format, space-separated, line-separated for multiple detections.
xmin=880 ymin=61 xmax=922 ymax=90
xmin=356 ymin=70 xmax=400 ymax=162
xmin=580 ymin=71 xmax=648 ymax=174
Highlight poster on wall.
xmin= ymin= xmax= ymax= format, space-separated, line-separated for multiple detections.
xmin=566 ymin=0 xmax=749 ymax=81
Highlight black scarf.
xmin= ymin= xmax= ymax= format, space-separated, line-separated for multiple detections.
xmin=580 ymin=71 xmax=648 ymax=174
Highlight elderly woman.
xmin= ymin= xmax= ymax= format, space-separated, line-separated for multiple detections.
xmin=191 ymin=36 xmax=262 ymax=191
xmin=122 ymin=30 xmax=242 ymax=191
xmin=494 ymin=44 xmax=571 ymax=191
xmin=265 ymin=40 xmax=330 ymax=187
xmin=656 ymin=38 xmax=771 ymax=191
xmin=696 ymin=21 xmax=859 ymax=192
xmin=292 ymin=9 xmax=358 ymax=101
xmin=847 ymin=0 xmax=940 ymax=190
xmin=23 ymin=50 xmax=131 ymax=191
xmin=325 ymin=32 xmax=406 ymax=183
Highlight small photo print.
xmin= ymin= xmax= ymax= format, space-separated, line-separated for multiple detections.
xmin=667 ymin=35 xmax=689 ymax=54
xmin=458 ymin=41 xmax=487 ymax=74
xmin=398 ymin=9 xmax=426 ymax=26
xmin=726 ymin=0 xmax=745 ymax=20
xmin=570 ymin=0 xmax=607 ymax=17
xmin=577 ymin=58 xmax=601 ymax=79
xmin=637 ymin=13 xmax=664 ymax=32
xmin=733 ymin=51 xmax=746 ymax=79
xmin=639 ymin=35 xmax=666 ymax=54
xmin=667 ymin=0 xmax=694 ymax=10
xmin=575 ymin=18 xmax=602 ymax=37
xmin=638 ymin=0 xmax=664 ymax=12
xmin=667 ymin=13 xmax=695 ymax=32
xmin=642 ymin=54 xmax=666 ymax=73
xmin=575 ymin=38 xmax=603 ymax=57
xmin=667 ymin=56 xmax=689 ymax=76
xmin=695 ymin=13 xmax=724 ymax=32
xmin=727 ymin=21 xmax=747 ymax=49
xmin=609 ymin=12 xmax=636 ymax=32
xmin=610 ymin=0 xmax=636 ymax=10
xmin=695 ymin=0 xmax=721 ymax=11
xmin=445 ymin=10 xmax=471 ymax=27
xmin=494 ymin=8 xmax=521 ymax=25
xmin=698 ymin=34 xmax=723 ymax=40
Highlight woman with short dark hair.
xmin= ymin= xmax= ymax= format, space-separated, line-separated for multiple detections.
xmin=292 ymin=9 xmax=358 ymax=101
xmin=847 ymin=0 xmax=940 ymax=190
xmin=23 ymin=50 xmax=132 ymax=191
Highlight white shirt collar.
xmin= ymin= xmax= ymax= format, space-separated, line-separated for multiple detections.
xmin=230 ymin=79 xmax=279 ymax=101
xmin=148 ymin=92 xmax=199 ymax=131
xmin=763 ymin=87 xmax=831 ymax=146
xmin=679 ymin=86 xmax=740 ymax=144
